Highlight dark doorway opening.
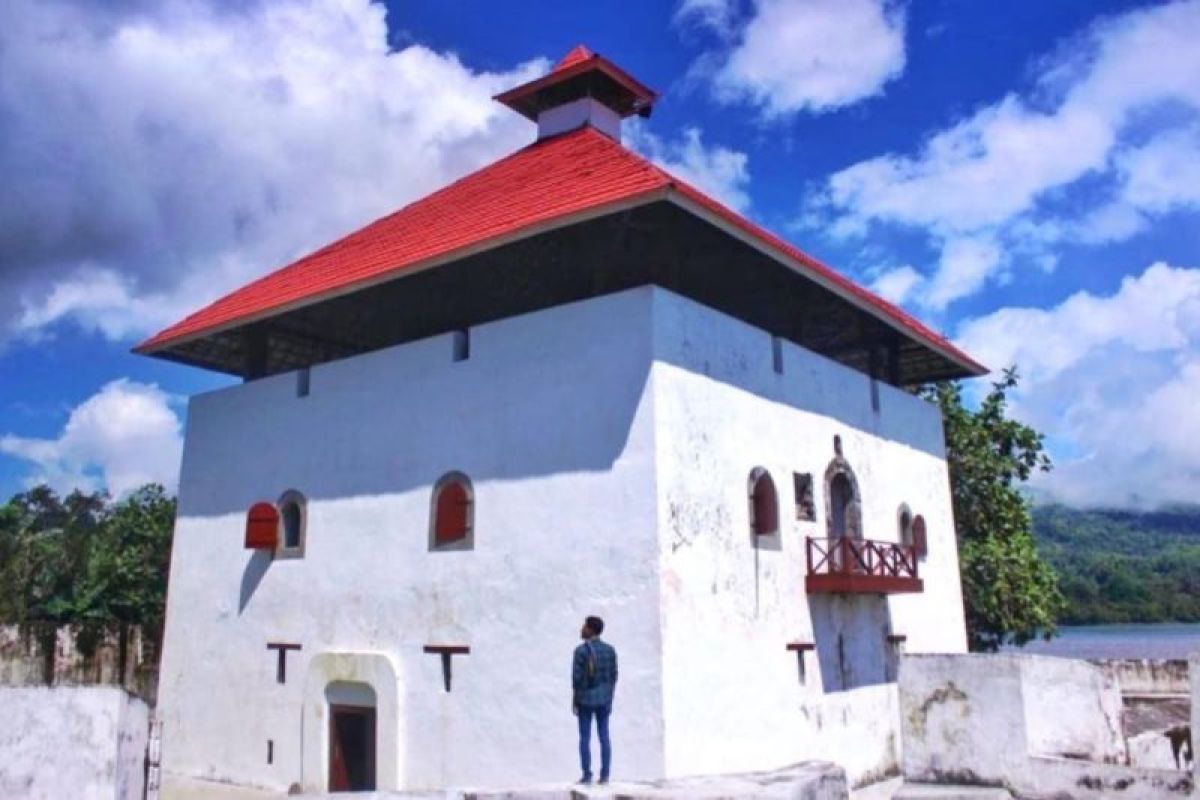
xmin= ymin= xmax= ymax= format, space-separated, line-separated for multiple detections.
xmin=329 ymin=704 xmax=376 ymax=791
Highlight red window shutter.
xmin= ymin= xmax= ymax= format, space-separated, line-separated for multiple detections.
xmin=912 ymin=515 xmax=928 ymax=557
xmin=435 ymin=481 xmax=470 ymax=544
xmin=246 ymin=502 xmax=280 ymax=550
xmin=752 ymin=473 xmax=778 ymax=535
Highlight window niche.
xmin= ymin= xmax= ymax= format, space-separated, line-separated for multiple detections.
xmin=897 ymin=503 xmax=914 ymax=548
xmin=823 ymin=439 xmax=863 ymax=572
xmin=276 ymin=490 xmax=307 ymax=559
xmin=793 ymin=473 xmax=815 ymax=521
xmin=748 ymin=467 xmax=779 ymax=537
xmin=430 ymin=472 xmax=474 ymax=551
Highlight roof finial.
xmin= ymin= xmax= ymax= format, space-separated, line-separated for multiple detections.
xmin=493 ymin=45 xmax=658 ymax=141
xmin=555 ymin=44 xmax=595 ymax=71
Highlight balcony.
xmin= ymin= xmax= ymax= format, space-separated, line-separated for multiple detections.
xmin=805 ymin=536 xmax=923 ymax=595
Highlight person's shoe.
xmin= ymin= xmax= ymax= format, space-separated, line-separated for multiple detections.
xmin=577 ymin=775 xmax=593 ymax=785
xmin=598 ymin=776 xmax=610 ymax=785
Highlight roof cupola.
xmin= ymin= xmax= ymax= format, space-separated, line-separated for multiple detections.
xmin=494 ymin=45 xmax=658 ymax=141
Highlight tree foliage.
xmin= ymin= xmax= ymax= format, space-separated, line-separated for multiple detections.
xmin=1035 ymin=504 xmax=1200 ymax=624
xmin=0 ymin=484 xmax=175 ymax=655
xmin=927 ymin=368 xmax=1066 ymax=651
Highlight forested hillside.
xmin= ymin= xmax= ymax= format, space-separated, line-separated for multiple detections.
xmin=1033 ymin=504 xmax=1200 ymax=624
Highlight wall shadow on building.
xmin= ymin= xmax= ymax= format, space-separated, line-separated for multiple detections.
xmin=238 ymin=549 xmax=273 ymax=613
xmin=177 ymin=292 xmax=658 ymax=520
xmin=807 ymin=593 xmax=896 ymax=693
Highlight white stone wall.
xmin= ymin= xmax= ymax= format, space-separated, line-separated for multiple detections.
xmin=0 ymin=686 xmax=149 ymax=800
xmin=649 ymin=289 xmax=966 ymax=783
xmin=159 ymin=289 xmax=665 ymax=792
xmin=159 ymin=286 xmax=970 ymax=792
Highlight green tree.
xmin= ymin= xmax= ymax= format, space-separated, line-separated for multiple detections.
xmin=0 ymin=484 xmax=176 ymax=665
xmin=928 ymin=368 xmax=1066 ymax=651
xmin=82 ymin=485 xmax=176 ymax=651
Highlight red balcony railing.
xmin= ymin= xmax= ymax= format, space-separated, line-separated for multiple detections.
xmin=805 ymin=536 xmax=923 ymax=594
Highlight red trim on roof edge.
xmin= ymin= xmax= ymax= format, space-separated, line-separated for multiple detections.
xmin=136 ymin=126 xmax=984 ymax=377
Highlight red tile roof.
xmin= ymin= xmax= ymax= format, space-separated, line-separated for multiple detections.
xmin=136 ymin=126 xmax=983 ymax=375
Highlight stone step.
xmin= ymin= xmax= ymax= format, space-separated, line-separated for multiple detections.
xmin=893 ymin=784 xmax=1011 ymax=800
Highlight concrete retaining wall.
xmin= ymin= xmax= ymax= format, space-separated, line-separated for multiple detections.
xmin=0 ymin=686 xmax=149 ymax=800
xmin=0 ymin=624 xmax=158 ymax=702
xmin=899 ymin=653 xmax=1193 ymax=799
xmin=1020 ymin=656 xmax=1124 ymax=761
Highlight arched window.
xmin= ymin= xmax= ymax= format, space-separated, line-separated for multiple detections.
xmin=277 ymin=490 xmax=307 ymax=557
xmin=912 ymin=515 xmax=928 ymax=558
xmin=430 ymin=472 xmax=474 ymax=551
xmin=748 ymin=467 xmax=779 ymax=536
xmin=897 ymin=504 xmax=914 ymax=548
xmin=828 ymin=474 xmax=853 ymax=538
xmin=823 ymin=449 xmax=862 ymax=571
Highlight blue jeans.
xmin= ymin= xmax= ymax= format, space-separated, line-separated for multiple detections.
xmin=577 ymin=704 xmax=612 ymax=780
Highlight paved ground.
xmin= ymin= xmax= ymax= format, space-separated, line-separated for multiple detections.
xmin=162 ymin=776 xmax=281 ymax=800
xmin=850 ymin=777 xmax=902 ymax=800
xmin=165 ymin=762 xmax=849 ymax=800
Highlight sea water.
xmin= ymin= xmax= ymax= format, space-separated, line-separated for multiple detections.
xmin=1006 ymin=623 xmax=1200 ymax=660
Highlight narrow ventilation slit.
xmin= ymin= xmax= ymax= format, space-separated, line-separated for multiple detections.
xmin=453 ymin=329 xmax=470 ymax=362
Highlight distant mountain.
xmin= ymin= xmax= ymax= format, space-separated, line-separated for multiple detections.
xmin=1032 ymin=504 xmax=1200 ymax=624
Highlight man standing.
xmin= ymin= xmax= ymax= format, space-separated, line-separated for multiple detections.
xmin=573 ymin=615 xmax=618 ymax=784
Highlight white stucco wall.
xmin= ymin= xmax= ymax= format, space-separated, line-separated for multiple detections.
xmin=649 ymin=289 xmax=966 ymax=784
xmin=159 ymin=289 xmax=665 ymax=792
xmin=158 ymin=286 xmax=970 ymax=792
xmin=0 ymin=686 xmax=149 ymax=800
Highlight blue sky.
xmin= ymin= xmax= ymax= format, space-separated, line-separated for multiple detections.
xmin=1 ymin=0 xmax=1198 ymax=507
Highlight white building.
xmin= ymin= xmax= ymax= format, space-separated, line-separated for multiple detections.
xmin=139 ymin=46 xmax=986 ymax=794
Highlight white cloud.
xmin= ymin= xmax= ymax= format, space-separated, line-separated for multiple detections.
xmin=0 ymin=0 xmax=546 ymax=344
xmin=0 ymin=379 xmax=184 ymax=496
xmin=926 ymin=237 xmax=1003 ymax=311
xmin=675 ymin=0 xmax=739 ymax=37
xmin=871 ymin=264 xmax=922 ymax=304
xmin=810 ymin=0 xmax=1200 ymax=307
xmin=627 ymin=125 xmax=752 ymax=213
xmin=1076 ymin=125 xmax=1200 ymax=243
xmin=823 ymin=99 xmax=1114 ymax=234
xmin=955 ymin=262 xmax=1200 ymax=507
xmin=871 ymin=237 xmax=1003 ymax=310
xmin=682 ymin=0 xmax=907 ymax=117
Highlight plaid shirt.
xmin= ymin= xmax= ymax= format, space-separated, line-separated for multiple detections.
xmin=573 ymin=637 xmax=618 ymax=708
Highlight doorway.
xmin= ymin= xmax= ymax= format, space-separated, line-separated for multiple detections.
xmin=329 ymin=705 xmax=376 ymax=791
xmin=326 ymin=681 xmax=377 ymax=792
